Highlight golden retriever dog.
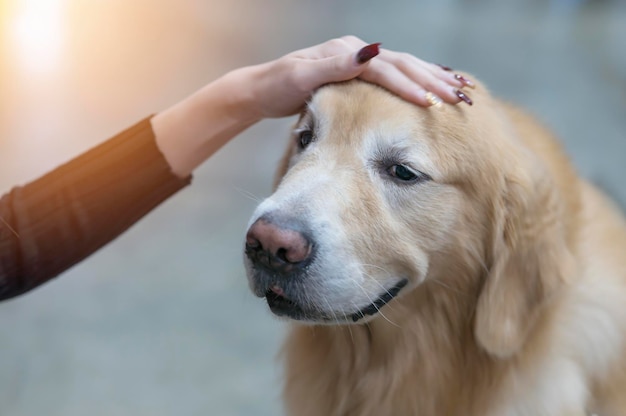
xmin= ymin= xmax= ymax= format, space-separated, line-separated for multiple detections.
xmin=243 ymin=77 xmax=626 ymax=415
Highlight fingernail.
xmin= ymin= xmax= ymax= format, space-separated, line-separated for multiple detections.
xmin=455 ymin=74 xmax=475 ymax=89
xmin=436 ymin=63 xmax=453 ymax=71
xmin=455 ymin=89 xmax=473 ymax=106
xmin=356 ymin=43 xmax=381 ymax=64
xmin=425 ymin=92 xmax=443 ymax=108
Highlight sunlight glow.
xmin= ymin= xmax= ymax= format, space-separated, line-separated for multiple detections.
xmin=8 ymin=0 xmax=66 ymax=73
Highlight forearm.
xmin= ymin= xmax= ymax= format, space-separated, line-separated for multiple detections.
xmin=0 ymin=118 xmax=190 ymax=301
xmin=152 ymin=65 xmax=266 ymax=178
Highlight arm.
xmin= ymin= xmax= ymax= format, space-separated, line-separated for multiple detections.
xmin=0 ymin=118 xmax=189 ymax=300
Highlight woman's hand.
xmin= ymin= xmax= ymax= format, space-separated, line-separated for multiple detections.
xmin=242 ymin=35 xmax=474 ymax=119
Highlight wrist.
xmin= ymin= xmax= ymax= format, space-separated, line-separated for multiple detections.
xmin=219 ymin=63 xmax=271 ymax=123
xmin=152 ymin=66 xmax=264 ymax=178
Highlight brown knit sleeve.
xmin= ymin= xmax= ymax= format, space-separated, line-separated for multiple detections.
xmin=0 ymin=117 xmax=191 ymax=301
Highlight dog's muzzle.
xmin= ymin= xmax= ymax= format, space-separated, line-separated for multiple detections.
xmin=244 ymin=214 xmax=408 ymax=323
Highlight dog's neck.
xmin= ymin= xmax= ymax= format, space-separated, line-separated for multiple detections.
xmin=356 ymin=271 xmax=484 ymax=368
xmin=282 ymin=262 xmax=496 ymax=415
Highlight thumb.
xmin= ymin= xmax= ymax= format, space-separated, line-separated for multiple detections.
xmin=300 ymin=43 xmax=381 ymax=89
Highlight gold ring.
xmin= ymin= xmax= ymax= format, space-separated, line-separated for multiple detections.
xmin=425 ymin=92 xmax=443 ymax=108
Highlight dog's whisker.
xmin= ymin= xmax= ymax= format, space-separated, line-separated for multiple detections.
xmin=350 ymin=277 xmax=400 ymax=328
xmin=362 ymin=271 xmax=396 ymax=299
xmin=360 ymin=263 xmax=392 ymax=276
xmin=360 ymin=261 xmax=471 ymax=301
xmin=348 ymin=266 xmax=404 ymax=322
xmin=358 ymin=263 xmax=396 ymax=297
xmin=234 ymin=187 xmax=263 ymax=203
xmin=343 ymin=307 xmax=355 ymax=345
xmin=373 ymin=306 xmax=400 ymax=328
xmin=321 ymin=294 xmax=340 ymax=324
xmin=428 ymin=278 xmax=471 ymax=297
xmin=309 ymin=280 xmax=342 ymax=325
xmin=358 ymin=268 xmax=404 ymax=317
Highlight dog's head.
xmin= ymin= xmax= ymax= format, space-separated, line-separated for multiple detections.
xmin=244 ymin=80 xmax=575 ymax=357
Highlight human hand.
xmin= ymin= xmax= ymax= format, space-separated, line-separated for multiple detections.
xmin=242 ymin=35 xmax=474 ymax=119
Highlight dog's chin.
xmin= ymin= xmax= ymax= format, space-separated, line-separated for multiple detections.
xmin=265 ymin=279 xmax=409 ymax=324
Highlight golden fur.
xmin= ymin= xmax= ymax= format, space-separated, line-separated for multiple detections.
xmin=245 ymin=78 xmax=626 ymax=415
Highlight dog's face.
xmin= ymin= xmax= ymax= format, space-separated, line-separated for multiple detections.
xmin=245 ymin=81 xmax=479 ymax=323
xmin=244 ymin=81 xmax=568 ymax=356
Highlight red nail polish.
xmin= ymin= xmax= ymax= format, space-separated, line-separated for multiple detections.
xmin=437 ymin=63 xmax=453 ymax=71
xmin=455 ymin=74 xmax=475 ymax=89
xmin=356 ymin=43 xmax=381 ymax=64
xmin=455 ymin=89 xmax=473 ymax=106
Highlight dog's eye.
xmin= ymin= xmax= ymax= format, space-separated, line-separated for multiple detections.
xmin=389 ymin=165 xmax=417 ymax=181
xmin=387 ymin=165 xmax=429 ymax=182
xmin=298 ymin=130 xmax=314 ymax=149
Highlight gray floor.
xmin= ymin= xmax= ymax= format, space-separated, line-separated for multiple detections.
xmin=0 ymin=0 xmax=624 ymax=415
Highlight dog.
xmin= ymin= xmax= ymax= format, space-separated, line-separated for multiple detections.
xmin=243 ymin=78 xmax=626 ymax=415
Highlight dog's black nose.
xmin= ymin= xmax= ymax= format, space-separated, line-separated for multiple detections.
xmin=245 ymin=217 xmax=312 ymax=273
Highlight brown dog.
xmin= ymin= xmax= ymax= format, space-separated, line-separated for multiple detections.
xmin=244 ymin=78 xmax=626 ymax=415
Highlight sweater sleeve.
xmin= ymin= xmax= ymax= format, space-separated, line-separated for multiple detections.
xmin=0 ymin=117 xmax=191 ymax=301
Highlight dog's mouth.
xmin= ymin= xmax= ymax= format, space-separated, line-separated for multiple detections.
xmin=264 ymin=279 xmax=408 ymax=323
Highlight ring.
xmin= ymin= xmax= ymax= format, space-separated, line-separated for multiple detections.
xmin=425 ymin=92 xmax=443 ymax=108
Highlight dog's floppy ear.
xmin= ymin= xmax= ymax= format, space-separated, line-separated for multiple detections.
xmin=474 ymin=170 xmax=571 ymax=358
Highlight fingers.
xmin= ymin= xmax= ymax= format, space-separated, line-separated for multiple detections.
xmin=323 ymin=37 xmax=476 ymax=107
xmin=290 ymin=35 xmax=368 ymax=60
xmin=293 ymin=44 xmax=380 ymax=92
xmin=357 ymin=59 xmax=440 ymax=107
xmin=362 ymin=50 xmax=475 ymax=107
xmin=289 ymin=36 xmax=476 ymax=108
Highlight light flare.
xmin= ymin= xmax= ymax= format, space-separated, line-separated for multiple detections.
xmin=7 ymin=0 xmax=66 ymax=73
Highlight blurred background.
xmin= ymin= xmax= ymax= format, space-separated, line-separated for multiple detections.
xmin=0 ymin=0 xmax=624 ymax=415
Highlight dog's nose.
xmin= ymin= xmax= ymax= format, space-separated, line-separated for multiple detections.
xmin=245 ymin=217 xmax=312 ymax=272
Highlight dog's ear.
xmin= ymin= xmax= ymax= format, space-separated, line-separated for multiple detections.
xmin=474 ymin=170 xmax=572 ymax=358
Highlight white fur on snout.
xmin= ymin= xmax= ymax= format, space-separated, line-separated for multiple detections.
xmin=244 ymin=166 xmax=406 ymax=321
